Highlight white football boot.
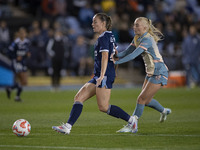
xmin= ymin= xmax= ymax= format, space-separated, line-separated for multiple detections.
xmin=160 ymin=108 xmax=172 ymax=123
xmin=52 ymin=123 xmax=71 ymax=134
xmin=116 ymin=115 xmax=138 ymax=133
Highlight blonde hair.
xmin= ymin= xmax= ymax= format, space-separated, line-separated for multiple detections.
xmin=138 ymin=17 xmax=163 ymax=42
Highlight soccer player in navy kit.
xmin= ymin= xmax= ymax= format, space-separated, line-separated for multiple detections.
xmin=6 ymin=27 xmax=30 ymax=101
xmin=52 ymin=13 xmax=136 ymax=134
xmin=112 ymin=17 xmax=171 ymax=133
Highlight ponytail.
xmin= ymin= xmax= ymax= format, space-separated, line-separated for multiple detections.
xmin=138 ymin=17 xmax=163 ymax=42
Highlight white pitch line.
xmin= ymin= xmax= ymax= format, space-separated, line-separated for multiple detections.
xmin=0 ymin=145 xmax=139 ymax=150
xmin=0 ymin=133 xmax=200 ymax=137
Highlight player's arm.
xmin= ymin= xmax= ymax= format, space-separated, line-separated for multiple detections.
xmin=115 ymin=46 xmax=144 ymax=65
xmin=46 ymin=39 xmax=55 ymax=57
xmin=116 ymin=43 xmax=135 ymax=58
xmin=96 ymin=51 xmax=108 ymax=87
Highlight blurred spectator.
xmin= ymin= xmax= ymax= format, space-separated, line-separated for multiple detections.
xmin=155 ymin=2 xmax=166 ymax=22
xmin=146 ymin=4 xmax=157 ymax=21
xmin=53 ymin=18 xmax=69 ymax=36
xmin=174 ymin=22 xmax=183 ymax=43
xmin=0 ymin=20 xmax=10 ymax=55
xmin=118 ymin=13 xmax=132 ymax=44
xmin=54 ymin=0 xmax=67 ymax=16
xmin=41 ymin=19 xmax=51 ymax=43
xmin=65 ymin=16 xmax=83 ymax=40
xmin=186 ymin=0 xmax=200 ymax=20
xmin=182 ymin=24 xmax=200 ymax=88
xmin=68 ymin=0 xmax=88 ymax=16
xmin=79 ymin=2 xmax=94 ymax=28
xmin=29 ymin=20 xmax=40 ymax=32
xmin=163 ymin=23 xmax=176 ymax=52
xmin=70 ymin=35 xmax=92 ymax=76
xmin=0 ymin=0 xmax=12 ymax=17
xmin=46 ymin=30 xmax=67 ymax=90
xmin=117 ymin=13 xmax=133 ymax=55
xmin=92 ymin=2 xmax=102 ymax=14
xmin=27 ymin=24 xmax=49 ymax=75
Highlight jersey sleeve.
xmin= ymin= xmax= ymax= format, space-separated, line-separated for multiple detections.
xmin=99 ymin=35 xmax=109 ymax=53
xmin=115 ymin=37 xmax=152 ymax=64
xmin=115 ymin=46 xmax=144 ymax=64
xmin=117 ymin=39 xmax=135 ymax=58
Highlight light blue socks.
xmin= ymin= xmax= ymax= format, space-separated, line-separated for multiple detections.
xmin=132 ymin=103 xmax=145 ymax=118
xmin=145 ymin=99 xmax=164 ymax=113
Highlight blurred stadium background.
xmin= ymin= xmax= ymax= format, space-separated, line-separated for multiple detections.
xmin=0 ymin=0 xmax=200 ymax=89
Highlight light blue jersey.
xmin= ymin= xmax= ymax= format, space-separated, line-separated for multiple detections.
xmin=115 ymin=32 xmax=168 ymax=85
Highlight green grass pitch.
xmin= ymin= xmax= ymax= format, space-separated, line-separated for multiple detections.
xmin=0 ymin=87 xmax=200 ymax=150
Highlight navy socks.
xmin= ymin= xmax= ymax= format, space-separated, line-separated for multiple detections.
xmin=67 ymin=103 xmax=131 ymax=126
xmin=9 ymin=82 xmax=23 ymax=97
xmin=107 ymin=105 xmax=130 ymax=122
xmin=67 ymin=101 xmax=83 ymax=126
xmin=16 ymin=84 xmax=22 ymax=97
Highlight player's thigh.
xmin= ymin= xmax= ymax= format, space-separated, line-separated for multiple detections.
xmin=96 ymin=87 xmax=111 ymax=112
xmin=17 ymin=72 xmax=28 ymax=86
xmin=74 ymin=83 xmax=96 ymax=103
xmin=141 ymin=78 xmax=148 ymax=90
xmin=138 ymin=81 xmax=161 ymax=104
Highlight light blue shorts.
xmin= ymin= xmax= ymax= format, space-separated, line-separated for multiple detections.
xmin=146 ymin=73 xmax=168 ymax=86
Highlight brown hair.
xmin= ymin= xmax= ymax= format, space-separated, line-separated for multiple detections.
xmin=95 ymin=13 xmax=112 ymax=31
xmin=138 ymin=17 xmax=163 ymax=42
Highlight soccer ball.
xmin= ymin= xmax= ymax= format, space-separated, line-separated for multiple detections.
xmin=12 ymin=119 xmax=31 ymax=136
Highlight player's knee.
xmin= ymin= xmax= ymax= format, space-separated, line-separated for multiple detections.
xmin=98 ymin=105 xmax=109 ymax=113
xmin=137 ymin=96 xmax=146 ymax=104
xmin=74 ymin=94 xmax=80 ymax=101
xmin=74 ymin=92 xmax=85 ymax=103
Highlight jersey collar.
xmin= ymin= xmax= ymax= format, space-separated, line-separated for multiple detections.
xmin=137 ymin=32 xmax=148 ymax=42
xmin=99 ymin=31 xmax=112 ymax=37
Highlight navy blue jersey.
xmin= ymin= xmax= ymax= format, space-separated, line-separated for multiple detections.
xmin=93 ymin=31 xmax=117 ymax=78
xmin=7 ymin=38 xmax=30 ymax=72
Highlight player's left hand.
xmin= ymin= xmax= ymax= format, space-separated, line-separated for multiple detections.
xmin=96 ymin=77 xmax=103 ymax=87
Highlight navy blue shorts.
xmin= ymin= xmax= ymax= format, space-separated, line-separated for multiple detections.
xmin=88 ymin=75 xmax=115 ymax=89
xmin=146 ymin=73 xmax=168 ymax=86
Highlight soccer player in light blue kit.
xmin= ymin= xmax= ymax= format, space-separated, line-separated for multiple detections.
xmin=113 ymin=17 xmax=171 ymax=133
xmin=52 ymin=13 xmax=136 ymax=134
